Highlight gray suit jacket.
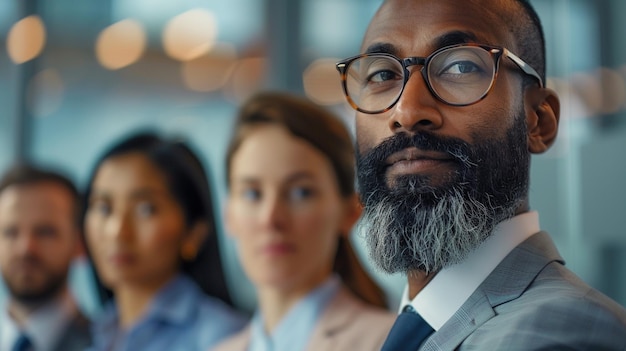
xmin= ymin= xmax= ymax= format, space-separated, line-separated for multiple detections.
xmin=420 ymin=231 xmax=626 ymax=350
xmin=53 ymin=311 xmax=91 ymax=351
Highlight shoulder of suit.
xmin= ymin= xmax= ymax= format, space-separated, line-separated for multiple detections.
xmin=522 ymin=260 xmax=626 ymax=316
xmin=478 ymin=262 xmax=626 ymax=349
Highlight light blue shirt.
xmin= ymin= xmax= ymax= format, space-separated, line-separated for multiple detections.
xmin=89 ymin=274 xmax=247 ymax=351
xmin=248 ymin=275 xmax=340 ymax=351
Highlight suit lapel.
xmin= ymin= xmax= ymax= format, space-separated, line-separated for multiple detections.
xmin=421 ymin=290 xmax=494 ymax=351
xmin=52 ymin=311 xmax=91 ymax=351
xmin=305 ymin=287 xmax=359 ymax=351
xmin=480 ymin=231 xmax=563 ymax=307
xmin=421 ymin=232 xmax=564 ymax=350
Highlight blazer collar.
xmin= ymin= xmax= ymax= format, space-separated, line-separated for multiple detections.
xmin=422 ymin=231 xmax=564 ymax=350
xmin=305 ymin=286 xmax=361 ymax=351
xmin=215 ymin=284 xmax=355 ymax=351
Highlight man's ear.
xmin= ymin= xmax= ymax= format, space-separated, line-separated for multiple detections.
xmin=525 ymin=87 xmax=560 ymax=154
xmin=73 ymin=228 xmax=86 ymax=258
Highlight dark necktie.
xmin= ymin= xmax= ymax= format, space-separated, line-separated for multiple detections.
xmin=381 ymin=305 xmax=435 ymax=351
xmin=12 ymin=333 xmax=33 ymax=351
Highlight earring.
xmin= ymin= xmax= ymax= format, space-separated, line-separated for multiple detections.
xmin=181 ymin=243 xmax=197 ymax=261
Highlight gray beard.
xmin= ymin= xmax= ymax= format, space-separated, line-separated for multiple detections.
xmin=357 ymin=186 xmax=518 ymax=274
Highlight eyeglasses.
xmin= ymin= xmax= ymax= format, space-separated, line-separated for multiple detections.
xmin=335 ymin=44 xmax=543 ymax=114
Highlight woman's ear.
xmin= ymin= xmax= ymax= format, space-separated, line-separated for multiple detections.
xmin=181 ymin=221 xmax=208 ymax=261
xmin=339 ymin=194 xmax=363 ymax=238
xmin=525 ymin=87 xmax=560 ymax=154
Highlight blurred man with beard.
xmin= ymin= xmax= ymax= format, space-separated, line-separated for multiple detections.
xmin=336 ymin=0 xmax=626 ymax=349
xmin=0 ymin=165 xmax=91 ymax=351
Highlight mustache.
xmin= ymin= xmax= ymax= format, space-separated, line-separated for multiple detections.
xmin=357 ymin=131 xmax=475 ymax=173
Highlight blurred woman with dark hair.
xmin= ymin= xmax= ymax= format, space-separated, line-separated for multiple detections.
xmin=83 ymin=132 xmax=245 ymax=351
xmin=213 ymin=92 xmax=394 ymax=351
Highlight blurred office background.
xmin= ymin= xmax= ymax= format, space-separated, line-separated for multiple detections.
xmin=0 ymin=0 xmax=624 ymax=316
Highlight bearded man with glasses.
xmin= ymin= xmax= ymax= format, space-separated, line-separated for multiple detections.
xmin=337 ymin=0 xmax=626 ymax=349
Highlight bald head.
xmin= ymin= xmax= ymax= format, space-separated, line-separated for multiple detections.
xmin=374 ymin=0 xmax=545 ymax=83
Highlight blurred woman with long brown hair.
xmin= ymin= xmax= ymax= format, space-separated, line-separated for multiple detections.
xmin=214 ymin=93 xmax=394 ymax=351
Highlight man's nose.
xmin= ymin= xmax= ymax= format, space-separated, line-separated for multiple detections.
xmin=15 ymin=232 xmax=38 ymax=255
xmin=388 ymin=71 xmax=444 ymax=133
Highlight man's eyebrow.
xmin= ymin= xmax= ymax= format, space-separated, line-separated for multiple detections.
xmin=364 ymin=43 xmax=397 ymax=55
xmin=434 ymin=31 xmax=479 ymax=49
xmin=363 ymin=31 xmax=481 ymax=57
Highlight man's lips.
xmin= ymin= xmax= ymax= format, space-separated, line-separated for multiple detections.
xmin=386 ymin=147 xmax=454 ymax=165
xmin=385 ymin=147 xmax=455 ymax=175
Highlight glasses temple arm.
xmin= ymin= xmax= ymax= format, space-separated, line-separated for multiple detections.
xmin=504 ymin=49 xmax=544 ymax=88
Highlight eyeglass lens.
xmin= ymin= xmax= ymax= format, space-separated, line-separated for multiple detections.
xmin=344 ymin=46 xmax=497 ymax=112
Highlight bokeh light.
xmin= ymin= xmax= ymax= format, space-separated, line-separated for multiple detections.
xmin=181 ymin=43 xmax=237 ymax=92
xmin=163 ymin=9 xmax=218 ymax=62
xmin=95 ymin=19 xmax=147 ymax=70
xmin=7 ymin=15 xmax=46 ymax=64
xmin=302 ymin=58 xmax=344 ymax=105
xmin=568 ymin=68 xmax=626 ymax=117
xmin=620 ymin=64 xmax=626 ymax=110
xmin=223 ymin=57 xmax=266 ymax=103
xmin=597 ymin=67 xmax=626 ymax=115
xmin=570 ymin=72 xmax=603 ymax=117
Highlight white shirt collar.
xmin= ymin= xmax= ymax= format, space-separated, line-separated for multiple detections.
xmin=249 ymin=275 xmax=341 ymax=351
xmin=0 ymin=288 xmax=78 ymax=351
xmin=399 ymin=211 xmax=540 ymax=330
xmin=0 ymin=303 xmax=20 ymax=351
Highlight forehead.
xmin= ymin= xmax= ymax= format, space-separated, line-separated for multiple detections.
xmin=0 ymin=182 xmax=74 ymax=221
xmin=362 ymin=0 xmax=516 ymax=55
xmin=231 ymin=126 xmax=332 ymax=181
xmin=93 ymin=153 xmax=169 ymax=192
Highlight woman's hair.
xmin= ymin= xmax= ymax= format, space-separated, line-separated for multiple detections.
xmin=82 ymin=131 xmax=234 ymax=306
xmin=226 ymin=92 xmax=387 ymax=309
